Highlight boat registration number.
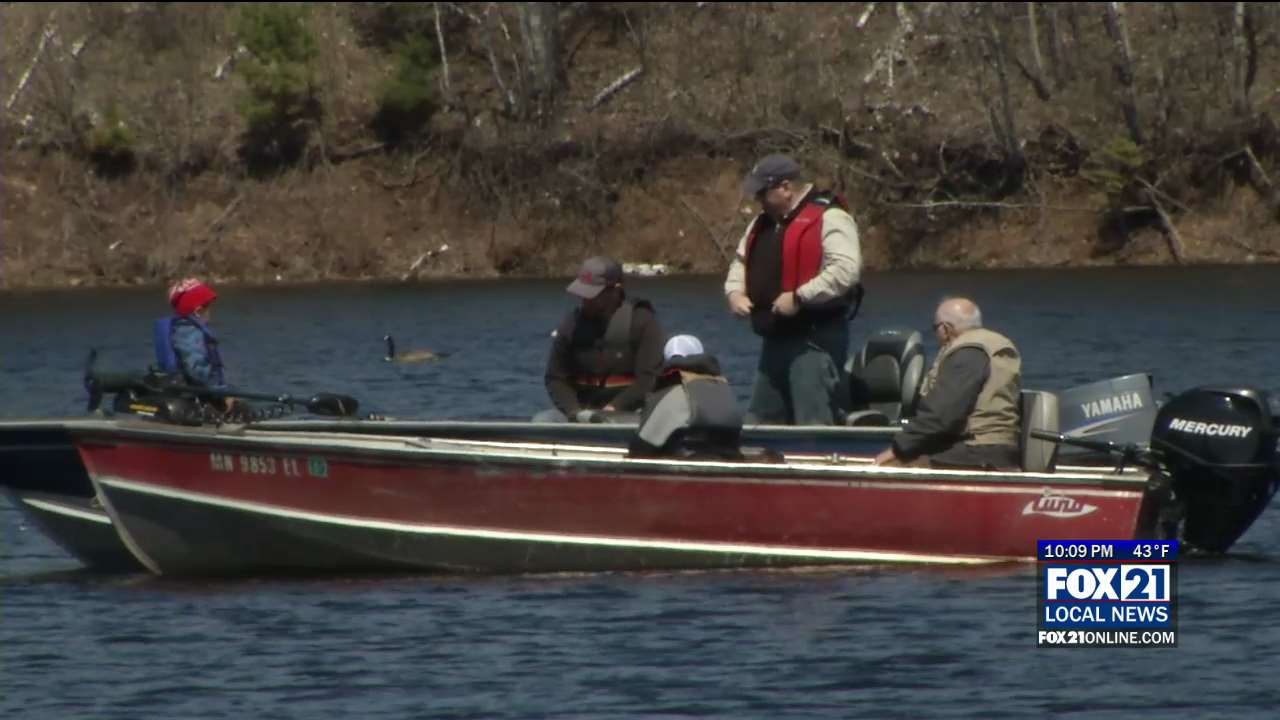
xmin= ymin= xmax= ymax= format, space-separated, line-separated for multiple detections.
xmin=209 ymin=452 xmax=309 ymax=477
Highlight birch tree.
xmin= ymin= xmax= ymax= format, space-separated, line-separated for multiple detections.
xmin=1102 ymin=2 xmax=1143 ymax=145
xmin=519 ymin=2 xmax=561 ymax=119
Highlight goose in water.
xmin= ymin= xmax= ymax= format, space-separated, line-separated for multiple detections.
xmin=383 ymin=335 xmax=447 ymax=363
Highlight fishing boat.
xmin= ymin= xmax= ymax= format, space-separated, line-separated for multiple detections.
xmin=0 ymin=328 xmax=1164 ymax=572
xmin=70 ymin=384 xmax=1279 ymax=577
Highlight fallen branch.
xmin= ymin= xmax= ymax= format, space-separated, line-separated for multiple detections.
xmin=208 ymin=195 xmax=244 ymax=237
xmin=589 ymin=67 xmax=643 ymax=110
xmin=678 ymin=198 xmax=730 ymax=262
xmin=1138 ymin=178 xmax=1191 ymax=214
xmin=213 ymin=45 xmax=248 ymax=81
xmin=6 ymin=16 xmax=57 ymax=111
xmin=329 ymin=143 xmax=387 ymax=163
xmin=885 ymin=200 xmax=1096 ymax=212
xmin=1223 ymin=235 xmax=1279 ymax=258
xmin=402 ymin=243 xmax=452 ymax=280
xmin=377 ymin=147 xmax=434 ymax=189
xmin=842 ymin=162 xmax=914 ymax=190
xmin=1139 ymin=181 xmax=1185 ymax=264
xmin=1244 ymin=147 xmax=1272 ymax=185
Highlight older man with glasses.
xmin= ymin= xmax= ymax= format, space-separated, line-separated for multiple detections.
xmin=874 ymin=296 xmax=1023 ymax=469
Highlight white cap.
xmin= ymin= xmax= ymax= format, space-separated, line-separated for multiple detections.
xmin=663 ymin=334 xmax=704 ymax=362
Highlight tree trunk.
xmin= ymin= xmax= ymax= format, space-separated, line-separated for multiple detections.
xmin=983 ymin=5 xmax=1023 ymax=164
xmin=1230 ymin=2 xmax=1258 ymax=117
xmin=519 ymin=2 xmax=562 ymax=119
xmin=433 ymin=2 xmax=451 ymax=102
xmin=1103 ymin=2 xmax=1143 ymax=145
xmin=1026 ymin=3 xmax=1049 ymax=90
xmin=1045 ymin=2 xmax=1070 ymax=86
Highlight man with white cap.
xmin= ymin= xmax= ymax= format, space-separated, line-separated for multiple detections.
xmin=628 ymin=334 xmax=744 ymax=458
xmin=539 ymin=256 xmax=665 ymax=423
xmin=724 ymin=153 xmax=863 ymax=426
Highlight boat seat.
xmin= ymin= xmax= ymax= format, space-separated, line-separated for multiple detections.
xmin=844 ymin=328 xmax=926 ymax=427
xmin=1020 ymin=390 xmax=1060 ymax=472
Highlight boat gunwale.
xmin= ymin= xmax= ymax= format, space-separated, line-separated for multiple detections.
xmin=67 ymin=419 xmax=1152 ymax=491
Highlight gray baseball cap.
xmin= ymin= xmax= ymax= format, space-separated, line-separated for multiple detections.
xmin=742 ymin=153 xmax=801 ymax=196
xmin=566 ymin=256 xmax=623 ymax=299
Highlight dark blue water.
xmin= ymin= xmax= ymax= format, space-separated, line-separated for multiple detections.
xmin=4 ymin=267 xmax=1280 ymax=718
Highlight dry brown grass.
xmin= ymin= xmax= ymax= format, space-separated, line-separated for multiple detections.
xmin=3 ymin=2 xmax=1280 ymax=290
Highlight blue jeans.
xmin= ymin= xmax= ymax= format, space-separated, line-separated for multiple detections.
xmin=746 ymin=320 xmax=849 ymax=426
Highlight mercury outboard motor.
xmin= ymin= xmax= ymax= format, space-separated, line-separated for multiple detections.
xmin=1150 ymin=386 xmax=1280 ymax=553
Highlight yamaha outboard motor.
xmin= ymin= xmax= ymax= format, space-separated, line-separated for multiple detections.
xmin=1150 ymin=386 xmax=1280 ymax=553
xmin=844 ymin=327 xmax=926 ymax=426
xmin=1057 ymin=373 xmax=1157 ymax=462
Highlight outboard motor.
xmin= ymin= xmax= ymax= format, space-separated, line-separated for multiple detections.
xmin=1057 ymin=373 xmax=1157 ymax=462
xmin=1150 ymin=386 xmax=1280 ymax=553
xmin=844 ymin=327 xmax=926 ymax=426
xmin=111 ymin=389 xmax=205 ymax=426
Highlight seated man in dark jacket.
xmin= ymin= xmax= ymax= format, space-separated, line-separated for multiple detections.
xmin=873 ymin=297 xmax=1021 ymax=469
xmin=629 ymin=335 xmax=745 ymax=459
xmin=537 ymin=256 xmax=665 ymax=423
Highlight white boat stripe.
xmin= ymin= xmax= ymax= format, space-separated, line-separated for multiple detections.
xmin=22 ymin=497 xmax=114 ymax=524
xmin=97 ymin=476 xmax=1010 ymax=566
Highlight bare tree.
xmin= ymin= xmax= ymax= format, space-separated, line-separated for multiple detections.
xmin=1045 ymin=2 xmax=1071 ymax=86
xmin=433 ymin=2 xmax=451 ymax=102
xmin=519 ymin=2 xmax=562 ymax=119
xmin=946 ymin=3 xmax=1025 ymax=190
xmin=1004 ymin=2 xmax=1051 ymax=101
xmin=1102 ymin=2 xmax=1143 ymax=145
xmin=981 ymin=4 xmax=1024 ymax=166
xmin=1026 ymin=3 xmax=1049 ymax=93
xmin=1229 ymin=2 xmax=1258 ymax=117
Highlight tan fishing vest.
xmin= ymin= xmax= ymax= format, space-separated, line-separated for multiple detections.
xmin=920 ymin=328 xmax=1021 ymax=446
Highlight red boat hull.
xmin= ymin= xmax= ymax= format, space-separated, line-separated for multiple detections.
xmin=74 ymin=424 xmax=1155 ymax=576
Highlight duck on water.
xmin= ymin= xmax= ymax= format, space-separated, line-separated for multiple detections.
xmin=383 ymin=335 xmax=449 ymax=363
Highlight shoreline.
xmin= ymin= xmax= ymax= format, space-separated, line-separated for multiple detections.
xmin=3 ymin=259 xmax=1275 ymax=295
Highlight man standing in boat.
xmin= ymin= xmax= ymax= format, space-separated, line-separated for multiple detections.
xmin=873 ymin=297 xmax=1022 ymax=469
xmin=724 ymin=154 xmax=863 ymax=426
xmin=538 ymin=256 xmax=665 ymax=423
xmin=629 ymin=334 xmax=744 ymax=458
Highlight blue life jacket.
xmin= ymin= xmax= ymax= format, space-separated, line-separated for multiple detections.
xmin=153 ymin=316 xmax=225 ymax=386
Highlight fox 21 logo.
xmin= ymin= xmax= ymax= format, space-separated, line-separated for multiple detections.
xmin=1045 ymin=565 xmax=1171 ymax=602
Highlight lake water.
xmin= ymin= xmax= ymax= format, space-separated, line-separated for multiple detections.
xmin=3 ymin=267 xmax=1280 ymax=718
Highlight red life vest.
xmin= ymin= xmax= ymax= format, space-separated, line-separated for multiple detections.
xmin=745 ymin=195 xmax=846 ymax=292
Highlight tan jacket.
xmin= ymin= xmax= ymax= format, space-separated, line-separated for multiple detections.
xmin=723 ymin=185 xmax=862 ymax=305
xmin=921 ymin=328 xmax=1021 ymax=446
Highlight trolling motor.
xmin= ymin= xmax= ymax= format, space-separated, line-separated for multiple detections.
xmin=83 ymin=349 xmax=203 ymax=425
xmin=1036 ymin=385 xmax=1280 ymax=554
xmin=82 ymin=348 xmax=363 ymax=425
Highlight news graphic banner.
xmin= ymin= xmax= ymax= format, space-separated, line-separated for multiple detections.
xmin=1037 ymin=540 xmax=1178 ymax=648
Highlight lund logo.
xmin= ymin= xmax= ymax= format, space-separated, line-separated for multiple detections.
xmin=1167 ymin=418 xmax=1253 ymax=438
xmin=1080 ymin=391 xmax=1145 ymax=420
xmin=1022 ymin=491 xmax=1098 ymax=519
